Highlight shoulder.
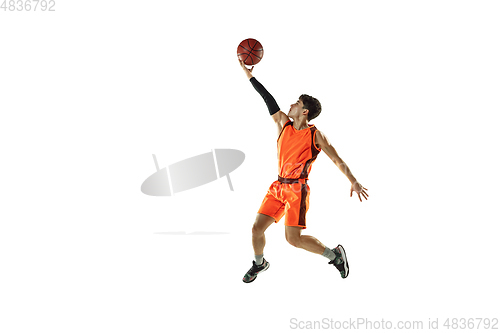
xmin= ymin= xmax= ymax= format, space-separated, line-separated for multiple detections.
xmin=314 ymin=129 xmax=323 ymax=142
xmin=272 ymin=110 xmax=291 ymax=128
xmin=314 ymin=130 xmax=329 ymax=149
xmin=275 ymin=113 xmax=292 ymax=140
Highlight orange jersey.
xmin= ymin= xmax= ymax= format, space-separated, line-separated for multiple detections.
xmin=277 ymin=119 xmax=321 ymax=180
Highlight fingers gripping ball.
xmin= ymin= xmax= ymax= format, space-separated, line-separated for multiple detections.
xmin=237 ymin=38 xmax=264 ymax=65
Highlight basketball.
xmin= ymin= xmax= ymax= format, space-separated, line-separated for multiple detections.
xmin=237 ymin=38 xmax=264 ymax=66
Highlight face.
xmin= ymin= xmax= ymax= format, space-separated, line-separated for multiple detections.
xmin=288 ymin=99 xmax=308 ymax=118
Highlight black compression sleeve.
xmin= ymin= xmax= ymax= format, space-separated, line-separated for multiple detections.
xmin=250 ymin=77 xmax=280 ymax=116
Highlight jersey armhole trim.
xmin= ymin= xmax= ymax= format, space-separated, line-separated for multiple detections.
xmin=277 ymin=119 xmax=293 ymax=142
xmin=312 ymin=128 xmax=322 ymax=152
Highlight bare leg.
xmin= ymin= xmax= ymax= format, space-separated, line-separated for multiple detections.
xmin=285 ymin=226 xmax=327 ymax=254
xmin=252 ymin=213 xmax=276 ymax=255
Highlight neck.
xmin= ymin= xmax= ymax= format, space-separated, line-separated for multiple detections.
xmin=292 ymin=117 xmax=309 ymax=130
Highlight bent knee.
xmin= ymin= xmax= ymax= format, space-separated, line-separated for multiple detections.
xmin=252 ymin=214 xmax=274 ymax=235
xmin=286 ymin=235 xmax=301 ymax=248
xmin=252 ymin=223 xmax=266 ymax=236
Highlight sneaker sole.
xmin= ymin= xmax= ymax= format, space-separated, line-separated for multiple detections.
xmin=337 ymin=245 xmax=349 ymax=278
xmin=242 ymin=262 xmax=270 ymax=283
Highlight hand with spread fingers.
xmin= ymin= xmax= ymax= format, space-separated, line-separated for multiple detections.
xmin=350 ymin=181 xmax=369 ymax=202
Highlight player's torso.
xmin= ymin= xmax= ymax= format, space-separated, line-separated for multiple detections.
xmin=277 ymin=120 xmax=321 ymax=179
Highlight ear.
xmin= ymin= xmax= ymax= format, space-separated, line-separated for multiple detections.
xmin=302 ymin=109 xmax=309 ymax=116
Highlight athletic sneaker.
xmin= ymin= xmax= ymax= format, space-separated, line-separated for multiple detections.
xmin=328 ymin=245 xmax=349 ymax=278
xmin=242 ymin=258 xmax=270 ymax=283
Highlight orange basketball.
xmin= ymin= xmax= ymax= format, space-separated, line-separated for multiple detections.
xmin=237 ymin=38 xmax=264 ymax=66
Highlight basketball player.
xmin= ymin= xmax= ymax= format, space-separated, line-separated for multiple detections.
xmin=238 ymin=58 xmax=369 ymax=283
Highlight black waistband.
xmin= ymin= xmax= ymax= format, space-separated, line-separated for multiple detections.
xmin=278 ymin=176 xmax=307 ymax=184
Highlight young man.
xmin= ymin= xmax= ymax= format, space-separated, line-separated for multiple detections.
xmin=239 ymin=59 xmax=368 ymax=283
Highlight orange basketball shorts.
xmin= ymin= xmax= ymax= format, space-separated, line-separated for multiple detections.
xmin=257 ymin=180 xmax=310 ymax=229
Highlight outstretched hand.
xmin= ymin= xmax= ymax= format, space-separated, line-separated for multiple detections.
xmin=238 ymin=58 xmax=254 ymax=79
xmin=350 ymin=182 xmax=369 ymax=202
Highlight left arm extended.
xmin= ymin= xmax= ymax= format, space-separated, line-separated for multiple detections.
xmin=315 ymin=130 xmax=369 ymax=202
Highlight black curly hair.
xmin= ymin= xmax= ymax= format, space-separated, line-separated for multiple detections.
xmin=299 ymin=94 xmax=322 ymax=121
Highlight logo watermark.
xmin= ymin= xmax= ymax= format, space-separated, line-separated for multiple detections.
xmin=1 ymin=0 xmax=56 ymax=11
xmin=141 ymin=149 xmax=245 ymax=196
xmin=290 ymin=318 xmax=424 ymax=330
xmin=289 ymin=317 xmax=499 ymax=330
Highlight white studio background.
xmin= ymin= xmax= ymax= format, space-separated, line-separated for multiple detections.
xmin=1 ymin=1 xmax=499 ymax=332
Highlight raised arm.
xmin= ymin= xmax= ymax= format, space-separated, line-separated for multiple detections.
xmin=238 ymin=58 xmax=289 ymax=136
